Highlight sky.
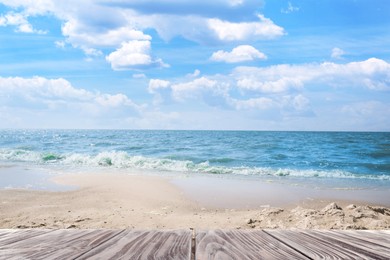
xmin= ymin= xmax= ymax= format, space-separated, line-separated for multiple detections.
xmin=0 ymin=0 xmax=389 ymax=131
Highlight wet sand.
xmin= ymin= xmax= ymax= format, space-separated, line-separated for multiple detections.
xmin=0 ymin=170 xmax=389 ymax=230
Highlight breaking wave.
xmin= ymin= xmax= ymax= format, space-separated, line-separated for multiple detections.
xmin=1 ymin=149 xmax=389 ymax=181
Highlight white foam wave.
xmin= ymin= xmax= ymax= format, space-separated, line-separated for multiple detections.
xmin=1 ymin=149 xmax=389 ymax=180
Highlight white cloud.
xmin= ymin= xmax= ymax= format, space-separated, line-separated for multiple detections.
xmin=106 ymin=40 xmax=168 ymax=70
xmin=232 ymin=97 xmax=274 ymax=110
xmin=210 ymin=45 xmax=267 ymax=63
xmin=0 ymin=76 xmax=140 ymax=111
xmin=208 ymin=15 xmax=285 ymax=41
xmin=62 ymin=19 xmax=151 ymax=49
xmin=281 ymin=2 xmax=300 ymax=14
xmin=331 ymin=47 xmax=345 ymax=59
xmin=133 ymin=73 xmax=146 ymax=79
xmin=0 ymin=12 xmax=46 ymax=34
xmin=0 ymin=0 xmax=284 ymax=62
xmin=95 ymin=93 xmax=135 ymax=108
xmin=233 ymin=64 xmax=309 ymax=93
xmin=0 ymin=0 xmax=54 ymax=15
xmin=148 ymin=79 xmax=171 ymax=93
xmin=170 ymin=77 xmax=228 ymax=102
xmin=0 ymin=75 xmax=149 ymax=128
xmin=233 ymin=58 xmax=390 ymax=93
xmin=148 ymin=58 xmax=390 ymax=121
xmin=55 ymin=40 xmax=66 ymax=49
xmin=187 ymin=69 xmax=201 ymax=78
xmin=229 ymin=0 xmax=244 ymax=6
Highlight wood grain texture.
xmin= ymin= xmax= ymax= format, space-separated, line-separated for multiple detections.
xmin=310 ymin=230 xmax=390 ymax=259
xmin=196 ymin=229 xmax=308 ymax=259
xmin=1 ymin=229 xmax=389 ymax=260
xmin=0 ymin=229 xmax=56 ymax=247
xmin=266 ymin=229 xmax=390 ymax=260
xmin=76 ymin=229 xmax=192 ymax=260
xmin=327 ymin=230 xmax=390 ymax=248
xmin=0 ymin=229 xmax=122 ymax=260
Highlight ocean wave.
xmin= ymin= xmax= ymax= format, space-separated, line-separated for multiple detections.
xmin=1 ymin=149 xmax=389 ymax=180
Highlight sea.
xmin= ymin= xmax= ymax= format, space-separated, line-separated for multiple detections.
xmin=0 ymin=130 xmax=389 ymax=191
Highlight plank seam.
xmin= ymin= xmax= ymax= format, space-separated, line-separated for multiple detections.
xmin=262 ymin=230 xmax=314 ymax=260
xmin=191 ymin=228 xmax=195 ymax=260
xmin=72 ymin=229 xmax=127 ymax=260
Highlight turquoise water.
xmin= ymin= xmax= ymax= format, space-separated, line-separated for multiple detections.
xmin=0 ymin=130 xmax=389 ymax=185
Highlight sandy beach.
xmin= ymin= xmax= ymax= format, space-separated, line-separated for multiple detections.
xmin=1 ymin=171 xmax=389 ymax=230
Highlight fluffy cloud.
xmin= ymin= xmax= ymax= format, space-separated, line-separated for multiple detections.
xmin=233 ymin=58 xmax=390 ymax=93
xmin=148 ymin=79 xmax=171 ymax=94
xmin=208 ymin=15 xmax=284 ymax=41
xmin=331 ymin=47 xmax=345 ymax=59
xmin=0 ymin=0 xmax=54 ymax=15
xmin=0 ymin=0 xmax=284 ymax=57
xmin=170 ymin=77 xmax=229 ymax=102
xmin=106 ymin=40 xmax=168 ymax=70
xmin=0 ymin=75 xmax=149 ymax=128
xmin=148 ymin=58 xmax=389 ymax=119
xmin=211 ymin=45 xmax=267 ymax=63
xmin=0 ymin=12 xmax=46 ymax=34
xmin=62 ymin=19 xmax=151 ymax=49
xmin=186 ymin=69 xmax=201 ymax=78
xmin=232 ymin=97 xmax=274 ymax=110
xmin=0 ymin=76 xmax=140 ymax=111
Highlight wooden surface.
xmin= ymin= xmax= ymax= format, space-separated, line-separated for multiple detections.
xmin=0 ymin=229 xmax=191 ymax=260
xmin=266 ymin=229 xmax=390 ymax=260
xmin=0 ymin=229 xmax=389 ymax=260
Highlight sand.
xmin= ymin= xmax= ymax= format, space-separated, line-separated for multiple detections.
xmin=0 ymin=172 xmax=389 ymax=230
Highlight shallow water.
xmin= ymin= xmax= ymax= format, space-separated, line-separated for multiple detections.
xmin=0 ymin=165 xmax=74 ymax=191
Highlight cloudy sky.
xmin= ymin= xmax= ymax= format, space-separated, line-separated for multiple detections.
xmin=0 ymin=0 xmax=389 ymax=130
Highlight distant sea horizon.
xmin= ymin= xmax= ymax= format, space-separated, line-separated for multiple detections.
xmin=1 ymin=128 xmax=389 ymax=132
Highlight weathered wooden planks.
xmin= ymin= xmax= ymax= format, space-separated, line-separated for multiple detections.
xmin=0 ymin=229 xmax=57 ymax=247
xmin=0 ymin=229 xmax=389 ymax=260
xmin=77 ymin=229 xmax=192 ymax=260
xmin=0 ymin=229 xmax=123 ymax=259
xmin=266 ymin=229 xmax=390 ymax=260
xmin=0 ymin=229 xmax=192 ymax=260
xmin=196 ymin=229 xmax=309 ymax=259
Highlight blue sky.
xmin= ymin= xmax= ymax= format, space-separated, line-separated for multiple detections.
xmin=0 ymin=0 xmax=389 ymax=130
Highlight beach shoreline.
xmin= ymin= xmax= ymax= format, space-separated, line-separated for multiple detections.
xmin=0 ymin=170 xmax=389 ymax=230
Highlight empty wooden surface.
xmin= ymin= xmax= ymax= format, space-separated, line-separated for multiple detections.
xmin=0 ymin=229 xmax=192 ymax=260
xmin=0 ymin=229 xmax=389 ymax=260
xmin=266 ymin=229 xmax=390 ymax=260
xmin=196 ymin=229 xmax=307 ymax=259
xmin=77 ymin=229 xmax=192 ymax=260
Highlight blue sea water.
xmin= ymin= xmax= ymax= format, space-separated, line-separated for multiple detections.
xmin=0 ymin=130 xmax=389 ymax=188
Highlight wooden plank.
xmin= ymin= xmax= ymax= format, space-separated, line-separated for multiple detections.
xmin=1 ymin=229 xmax=389 ymax=260
xmin=196 ymin=229 xmax=309 ymax=259
xmin=0 ymin=229 xmax=56 ymax=247
xmin=327 ymin=230 xmax=390 ymax=248
xmin=0 ymin=229 xmax=192 ymax=259
xmin=266 ymin=229 xmax=390 ymax=260
xmin=309 ymin=230 xmax=390 ymax=259
xmin=0 ymin=229 xmax=122 ymax=260
xmin=76 ymin=229 xmax=192 ymax=260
